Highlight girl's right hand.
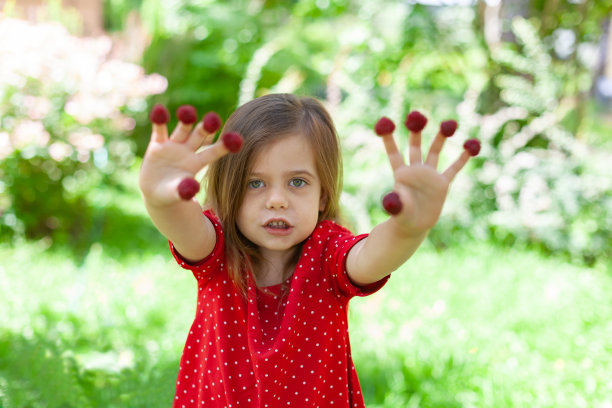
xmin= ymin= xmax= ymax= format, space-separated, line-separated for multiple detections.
xmin=138 ymin=106 xmax=230 ymax=207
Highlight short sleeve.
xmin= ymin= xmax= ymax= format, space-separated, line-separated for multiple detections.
xmin=319 ymin=221 xmax=390 ymax=299
xmin=169 ymin=210 xmax=225 ymax=280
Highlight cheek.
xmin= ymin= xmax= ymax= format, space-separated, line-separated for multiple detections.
xmin=308 ymin=196 xmax=323 ymax=222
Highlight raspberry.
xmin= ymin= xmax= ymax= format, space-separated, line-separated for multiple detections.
xmin=222 ymin=132 xmax=243 ymax=153
xmin=177 ymin=105 xmax=198 ymax=124
xmin=382 ymin=192 xmax=402 ymax=215
xmin=178 ymin=178 xmax=200 ymax=200
xmin=203 ymin=112 xmax=222 ymax=133
xmin=440 ymin=120 xmax=458 ymax=137
xmin=374 ymin=117 xmax=396 ymax=136
xmin=463 ymin=139 xmax=481 ymax=156
xmin=150 ymin=104 xmax=170 ymax=124
xmin=405 ymin=111 xmax=428 ymax=132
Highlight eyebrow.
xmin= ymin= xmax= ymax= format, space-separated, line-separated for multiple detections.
xmin=250 ymin=170 xmax=316 ymax=178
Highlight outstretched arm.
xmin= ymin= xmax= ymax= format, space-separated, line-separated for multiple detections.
xmin=139 ymin=105 xmax=240 ymax=262
xmin=345 ymin=113 xmax=480 ymax=286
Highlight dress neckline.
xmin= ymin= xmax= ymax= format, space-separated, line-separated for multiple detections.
xmin=258 ymin=273 xmax=294 ymax=296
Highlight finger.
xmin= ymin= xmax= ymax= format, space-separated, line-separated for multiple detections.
xmin=442 ymin=151 xmax=471 ymax=182
xmin=170 ymin=105 xmax=198 ymax=143
xmin=149 ymin=104 xmax=170 ymax=143
xmin=177 ymin=178 xmax=200 ymax=200
xmin=202 ymin=130 xmax=216 ymax=146
xmin=425 ymin=120 xmax=458 ymax=168
xmin=187 ymin=112 xmax=222 ymax=150
xmin=194 ymin=132 xmax=244 ymax=168
xmin=202 ymin=112 xmax=222 ymax=135
xmin=382 ymin=135 xmax=406 ymax=171
xmin=405 ymin=111 xmax=428 ymax=165
xmin=382 ymin=191 xmax=403 ymax=215
xmin=424 ymin=132 xmax=445 ymax=168
xmin=195 ymin=142 xmax=228 ymax=167
xmin=409 ymin=130 xmax=423 ymax=165
xmin=151 ymin=124 xmax=168 ymax=144
xmin=170 ymin=121 xmax=195 ymax=143
xmin=374 ymin=117 xmax=405 ymax=171
xmin=186 ymin=122 xmax=212 ymax=150
xmin=442 ymin=139 xmax=481 ymax=182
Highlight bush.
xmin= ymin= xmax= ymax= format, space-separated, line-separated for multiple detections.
xmin=0 ymin=18 xmax=166 ymax=246
xmin=430 ymin=18 xmax=612 ymax=264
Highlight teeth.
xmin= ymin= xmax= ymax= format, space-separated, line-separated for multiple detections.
xmin=268 ymin=221 xmax=287 ymax=228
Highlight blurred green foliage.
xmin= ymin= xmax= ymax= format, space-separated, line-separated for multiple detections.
xmin=0 ymin=17 xmax=166 ymax=258
xmin=432 ymin=15 xmax=612 ymax=265
xmin=2 ymin=0 xmax=611 ymax=262
xmin=94 ymin=0 xmax=612 ymax=264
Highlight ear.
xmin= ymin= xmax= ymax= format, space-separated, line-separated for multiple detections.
xmin=319 ymin=193 xmax=327 ymax=212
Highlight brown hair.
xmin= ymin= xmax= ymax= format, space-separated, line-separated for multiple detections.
xmin=204 ymin=94 xmax=342 ymax=296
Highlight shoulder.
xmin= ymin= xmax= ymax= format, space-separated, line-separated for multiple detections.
xmin=170 ymin=209 xmax=225 ymax=275
xmin=307 ymin=219 xmax=365 ymax=259
xmin=313 ymin=219 xmax=353 ymax=237
xmin=203 ymin=209 xmax=222 ymax=231
xmin=310 ymin=219 xmax=358 ymax=246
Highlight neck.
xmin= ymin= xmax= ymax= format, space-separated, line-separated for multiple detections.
xmin=254 ymin=246 xmax=301 ymax=287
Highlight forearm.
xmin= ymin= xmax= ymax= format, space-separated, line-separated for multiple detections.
xmin=143 ymin=198 xmax=215 ymax=262
xmin=346 ymin=219 xmax=428 ymax=286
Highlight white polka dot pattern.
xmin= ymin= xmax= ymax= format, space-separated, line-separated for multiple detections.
xmin=168 ymin=210 xmax=390 ymax=407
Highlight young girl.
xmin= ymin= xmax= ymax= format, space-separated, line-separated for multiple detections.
xmin=139 ymin=93 xmax=477 ymax=407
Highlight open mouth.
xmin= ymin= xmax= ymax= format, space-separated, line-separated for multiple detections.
xmin=265 ymin=220 xmax=291 ymax=230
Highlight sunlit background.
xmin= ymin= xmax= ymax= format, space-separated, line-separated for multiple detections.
xmin=1 ymin=0 xmax=611 ymax=407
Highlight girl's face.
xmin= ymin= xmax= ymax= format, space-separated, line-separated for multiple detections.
xmin=236 ymin=134 xmax=326 ymax=259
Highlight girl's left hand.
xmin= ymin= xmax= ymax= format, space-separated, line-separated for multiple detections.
xmin=375 ymin=114 xmax=480 ymax=236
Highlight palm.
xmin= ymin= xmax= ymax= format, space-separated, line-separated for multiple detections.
xmin=140 ymin=142 xmax=200 ymax=203
xmin=393 ymin=164 xmax=449 ymax=232
xmin=139 ymin=117 xmax=227 ymax=206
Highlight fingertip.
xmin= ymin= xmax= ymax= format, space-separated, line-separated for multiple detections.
xmin=382 ymin=191 xmax=403 ymax=215
xmin=150 ymin=104 xmax=170 ymax=124
xmin=222 ymin=132 xmax=243 ymax=153
xmin=440 ymin=120 xmax=458 ymax=137
xmin=463 ymin=138 xmax=481 ymax=156
xmin=203 ymin=112 xmax=222 ymax=134
xmin=178 ymin=178 xmax=200 ymax=200
xmin=374 ymin=117 xmax=396 ymax=136
xmin=405 ymin=111 xmax=428 ymax=132
xmin=177 ymin=105 xmax=198 ymax=124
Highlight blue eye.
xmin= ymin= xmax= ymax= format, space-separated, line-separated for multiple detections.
xmin=289 ymin=178 xmax=306 ymax=188
xmin=248 ymin=180 xmax=263 ymax=189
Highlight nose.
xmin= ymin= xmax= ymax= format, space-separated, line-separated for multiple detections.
xmin=265 ymin=187 xmax=288 ymax=209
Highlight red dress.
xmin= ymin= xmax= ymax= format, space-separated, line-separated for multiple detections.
xmin=170 ymin=211 xmax=389 ymax=408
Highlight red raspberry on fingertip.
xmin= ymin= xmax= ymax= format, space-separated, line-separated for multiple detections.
xmin=203 ymin=112 xmax=222 ymax=133
xmin=178 ymin=178 xmax=200 ymax=200
xmin=463 ymin=139 xmax=481 ymax=156
xmin=177 ymin=105 xmax=198 ymax=124
xmin=150 ymin=104 xmax=170 ymax=124
xmin=222 ymin=132 xmax=243 ymax=153
xmin=405 ymin=111 xmax=428 ymax=132
xmin=382 ymin=192 xmax=403 ymax=215
xmin=374 ymin=117 xmax=396 ymax=136
xmin=440 ymin=120 xmax=458 ymax=137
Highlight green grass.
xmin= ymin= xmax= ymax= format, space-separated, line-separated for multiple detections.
xmin=1 ymin=238 xmax=611 ymax=407
xmin=351 ymin=243 xmax=612 ymax=407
